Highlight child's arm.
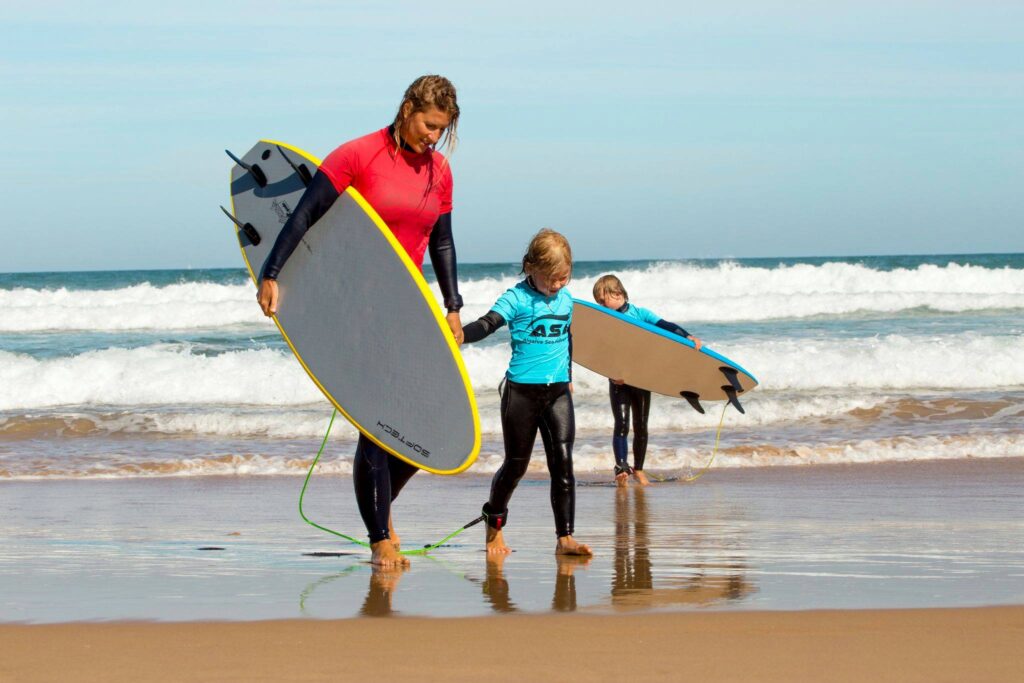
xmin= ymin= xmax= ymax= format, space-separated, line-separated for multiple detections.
xmin=655 ymin=319 xmax=702 ymax=350
xmin=462 ymin=311 xmax=506 ymax=344
xmin=654 ymin=319 xmax=689 ymax=338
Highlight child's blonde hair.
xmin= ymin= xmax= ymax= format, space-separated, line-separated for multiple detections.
xmin=593 ymin=274 xmax=628 ymax=302
xmin=521 ymin=229 xmax=572 ymax=279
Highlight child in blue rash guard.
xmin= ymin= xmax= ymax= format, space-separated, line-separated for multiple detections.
xmin=461 ymin=229 xmax=592 ymax=556
xmin=592 ymin=274 xmax=702 ymax=487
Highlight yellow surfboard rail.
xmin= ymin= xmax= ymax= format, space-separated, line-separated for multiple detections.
xmin=228 ymin=139 xmax=480 ymax=475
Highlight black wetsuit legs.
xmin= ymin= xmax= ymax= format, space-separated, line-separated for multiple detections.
xmin=489 ymin=381 xmax=576 ymax=537
xmin=609 ymin=382 xmax=652 ymax=471
xmin=352 ymin=434 xmax=418 ymax=543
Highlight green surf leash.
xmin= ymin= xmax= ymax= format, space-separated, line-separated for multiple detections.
xmin=298 ymin=409 xmax=484 ymax=555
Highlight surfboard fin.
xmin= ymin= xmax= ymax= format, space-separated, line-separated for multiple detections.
xmin=722 ymin=385 xmax=745 ymax=414
xmin=225 ymin=149 xmax=268 ymax=188
xmin=219 ymin=206 xmax=262 ymax=246
xmin=276 ymin=145 xmax=313 ymax=186
xmin=680 ymin=391 xmax=705 ymax=414
xmin=719 ymin=367 xmax=746 ymax=413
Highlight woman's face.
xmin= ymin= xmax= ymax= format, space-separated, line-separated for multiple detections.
xmin=399 ymin=103 xmax=451 ymax=153
xmin=532 ymin=265 xmax=572 ymax=297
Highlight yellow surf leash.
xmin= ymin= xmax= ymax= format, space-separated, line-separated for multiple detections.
xmin=648 ymin=402 xmax=729 ymax=484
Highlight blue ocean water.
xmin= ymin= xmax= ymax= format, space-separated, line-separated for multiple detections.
xmin=2 ymin=254 xmax=1023 ymax=479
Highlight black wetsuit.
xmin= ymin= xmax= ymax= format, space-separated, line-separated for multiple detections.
xmin=261 ymin=128 xmax=463 ymax=544
xmin=463 ymin=281 xmax=577 ymax=537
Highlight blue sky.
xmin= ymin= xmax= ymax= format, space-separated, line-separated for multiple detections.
xmin=2 ymin=1 xmax=1021 ymax=271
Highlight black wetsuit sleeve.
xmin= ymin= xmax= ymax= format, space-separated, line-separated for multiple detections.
xmin=427 ymin=212 xmax=463 ymax=312
xmin=655 ymin=319 xmax=690 ymax=339
xmin=462 ymin=311 xmax=506 ymax=344
xmin=568 ymin=327 xmax=573 ymax=382
xmin=260 ymin=171 xmax=340 ymax=281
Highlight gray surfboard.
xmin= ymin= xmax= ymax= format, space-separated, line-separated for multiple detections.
xmin=226 ymin=140 xmax=480 ymax=474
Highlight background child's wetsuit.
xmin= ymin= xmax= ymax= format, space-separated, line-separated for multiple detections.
xmin=610 ymin=303 xmax=690 ymax=474
xmin=463 ymin=279 xmax=577 ymax=537
xmin=261 ymin=127 xmax=463 ymax=544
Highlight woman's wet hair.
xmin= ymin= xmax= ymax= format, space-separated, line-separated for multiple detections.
xmin=392 ymin=74 xmax=460 ymax=154
xmin=593 ymin=274 xmax=628 ymax=302
xmin=522 ymin=229 xmax=573 ymax=279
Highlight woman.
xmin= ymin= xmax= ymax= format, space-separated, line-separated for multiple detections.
xmin=257 ymin=75 xmax=464 ymax=568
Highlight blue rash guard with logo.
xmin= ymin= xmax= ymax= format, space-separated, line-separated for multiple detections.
xmin=489 ymin=281 xmax=573 ymax=384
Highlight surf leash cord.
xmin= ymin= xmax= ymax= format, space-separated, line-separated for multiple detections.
xmin=678 ymin=402 xmax=729 ymax=483
xmin=298 ymin=409 xmax=482 ymax=555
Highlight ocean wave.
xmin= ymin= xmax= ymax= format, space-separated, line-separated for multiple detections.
xmin=462 ymin=261 xmax=1024 ymax=322
xmin=2 ymin=332 xmax=1024 ymax=411
xmin=2 ymin=392 xmax=1019 ymax=445
xmin=3 ymin=433 xmax=1021 ymax=480
xmin=0 ymin=281 xmax=269 ymax=332
xmin=4 ymin=261 xmax=1024 ymax=332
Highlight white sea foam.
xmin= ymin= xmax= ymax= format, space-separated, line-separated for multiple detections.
xmin=5 ymin=261 xmax=1024 ymax=332
xmin=0 ymin=393 xmax=894 ymax=440
xmin=0 ymin=281 xmax=267 ymax=332
xmin=3 ymin=433 xmax=1021 ymax=480
xmin=2 ymin=331 xmax=1023 ymax=412
xmin=462 ymin=261 xmax=1024 ymax=322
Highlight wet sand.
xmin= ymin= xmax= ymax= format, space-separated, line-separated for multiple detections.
xmin=2 ymin=606 xmax=1022 ymax=682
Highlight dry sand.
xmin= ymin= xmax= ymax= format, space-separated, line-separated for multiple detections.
xmin=2 ymin=606 xmax=1022 ymax=682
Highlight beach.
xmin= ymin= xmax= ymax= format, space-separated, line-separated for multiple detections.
xmin=2 ymin=258 xmax=1023 ymax=680
xmin=3 ymin=458 xmax=1023 ymax=680
xmin=3 ymin=607 xmax=1023 ymax=682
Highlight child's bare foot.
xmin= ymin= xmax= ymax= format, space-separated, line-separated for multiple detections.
xmin=370 ymin=539 xmax=409 ymax=568
xmin=486 ymin=526 xmax=512 ymax=554
xmin=388 ymin=515 xmax=401 ymax=551
xmin=555 ymin=535 xmax=593 ymax=556
xmin=633 ymin=470 xmax=651 ymax=486
xmin=556 ymin=553 xmax=592 ymax=576
xmin=615 ymin=471 xmax=630 ymax=488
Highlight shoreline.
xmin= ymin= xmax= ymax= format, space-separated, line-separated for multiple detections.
xmin=2 ymin=606 xmax=1022 ymax=682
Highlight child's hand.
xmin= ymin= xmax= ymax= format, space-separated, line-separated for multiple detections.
xmin=688 ymin=335 xmax=702 ymax=351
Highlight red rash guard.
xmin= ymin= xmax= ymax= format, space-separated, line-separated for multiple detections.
xmin=318 ymin=127 xmax=453 ymax=270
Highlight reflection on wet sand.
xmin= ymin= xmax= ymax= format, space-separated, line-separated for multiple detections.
xmin=611 ymin=487 xmax=754 ymax=609
xmin=360 ymin=566 xmax=408 ymax=617
xmin=480 ymin=553 xmax=592 ymax=614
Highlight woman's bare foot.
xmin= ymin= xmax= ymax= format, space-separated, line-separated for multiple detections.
xmin=486 ymin=526 xmax=512 ymax=554
xmin=388 ymin=515 xmax=401 ymax=551
xmin=615 ymin=471 xmax=630 ymax=488
xmin=555 ymin=535 xmax=593 ymax=556
xmin=633 ymin=470 xmax=651 ymax=486
xmin=370 ymin=539 xmax=409 ymax=568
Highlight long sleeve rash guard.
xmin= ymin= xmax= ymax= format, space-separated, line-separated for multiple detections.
xmin=260 ymin=127 xmax=463 ymax=311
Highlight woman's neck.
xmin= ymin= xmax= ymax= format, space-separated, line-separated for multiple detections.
xmin=387 ymin=124 xmax=417 ymax=153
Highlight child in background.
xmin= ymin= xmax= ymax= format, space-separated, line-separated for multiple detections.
xmin=461 ymin=229 xmax=592 ymax=556
xmin=592 ymin=274 xmax=702 ymax=487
